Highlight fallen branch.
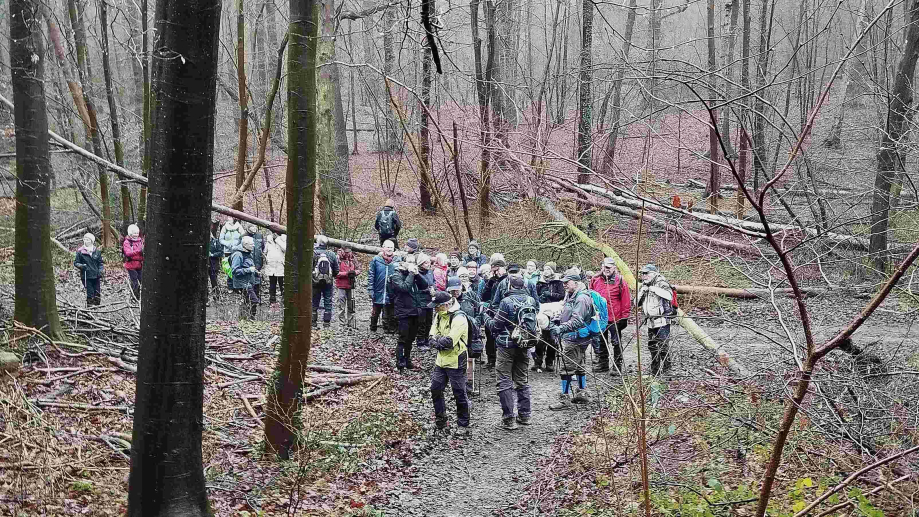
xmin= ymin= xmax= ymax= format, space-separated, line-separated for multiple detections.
xmin=814 ymin=473 xmax=912 ymax=517
xmin=675 ymin=285 xmax=833 ymax=299
xmin=33 ymin=401 xmax=129 ymax=411
xmin=534 ymin=196 xmax=751 ymax=377
xmin=239 ymin=392 xmax=262 ymax=423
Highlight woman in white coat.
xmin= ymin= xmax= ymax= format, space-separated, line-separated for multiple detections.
xmin=264 ymin=232 xmax=286 ymax=304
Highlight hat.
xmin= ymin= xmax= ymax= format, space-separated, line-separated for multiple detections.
xmin=456 ymin=266 xmax=470 ymax=277
xmin=429 ymin=291 xmax=453 ymax=308
xmin=242 ymin=236 xmax=255 ymax=251
xmin=489 ymin=253 xmax=505 ymax=266
xmin=509 ymin=276 xmax=525 ymax=289
xmin=382 ymin=240 xmax=395 ymax=251
xmin=417 ymin=252 xmax=431 ymax=266
xmin=384 ymin=198 xmax=395 ymax=207
xmin=446 ymin=276 xmax=462 ymax=292
xmin=603 ymin=257 xmax=616 ymax=268
xmin=507 ymin=263 xmax=522 ymax=274
xmin=562 ymin=268 xmax=581 ymax=282
xmin=315 ymin=235 xmax=328 ymax=247
xmin=406 ymin=237 xmax=419 ymax=252
xmin=468 ymin=240 xmax=480 ymax=251
xmin=466 ymin=261 xmax=478 ymax=269
xmin=639 ymin=264 xmax=659 ymax=275
xmin=544 ymin=261 xmax=557 ymax=273
xmin=127 ymin=224 xmax=140 ymax=237
xmin=83 ymin=233 xmax=95 ymax=243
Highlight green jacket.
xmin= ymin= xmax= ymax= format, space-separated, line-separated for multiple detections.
xmin=430 ymin=301 xmax=468 ymax=369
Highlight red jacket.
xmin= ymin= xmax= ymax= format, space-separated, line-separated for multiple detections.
xmin=433 ymin=264 xmax=448 ymax=291
xmin=335 ymin=250 xmax=358 ymax=289
xmin=590 ymin=273 xmax=631 ymax=323
xmin=122 ymin=236 xmax=144 ymax=271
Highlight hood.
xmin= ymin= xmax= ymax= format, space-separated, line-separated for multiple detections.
xmin=445 ymin=299 xmax=461 ymax=313
xmin=224 ymin=221 xmax=242 ymax=232
xmin=126 ymin=236 xmax=142 ymax=243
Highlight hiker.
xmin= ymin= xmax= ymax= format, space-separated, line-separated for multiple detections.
xmin=524 ymin=260 xmax=540 ymax=286
xmin=122 ymin=224 xmax=144 ymax=301
xmin=208 ymin=217 xmax=223 ymax=304
xmin=484 ymin=275 xmax=539 ymax=430
xmin=264 ymin=232 xmax=286 ymax=304
xmin=336 ymin=245 xmax=359 ymax=328
xmin=375 ymin=198 xmax=402 ymax=247
xmin=248 ymin=225 xmax=265 ymax=304
xmin=74 ymin=233 xmax=104 ymax=306
xmin=491 ymin=263 xmax=540 ymax=307
xmin=476 ymin=263 xmax=491 ymax=299
xmin=416 ymin=253 xmax=436 ymax=349
xmin=590 ymin=257 xmax=632 ymax=374
xmin=637 ymin=264 xmax=675 ymax=375
xmin=368 ymin=240 xmax=397 ymax=333
xmin=452 ymin=268 xmax=483 ymax=390
xmin=403 ymin=237 xmax=420 ymax=257
xmin=545 ymin=269 xmax=596 ymax=410
xmin=533 ymin=262 xmax=565 ymax=372
xmin=480 ymin=254 xmax=508 ymax=370
xmin=433 ymin=253 xmax=449 ymax=291
xmin=390 ymin=254 xmax=429 ymax=371
xmin=448 ymin=251 xmax=462 ymax=276
xmin=230 ymin=236 xmax=260 ymax=319
xmin=219 ymin=216 xmax=246 ymax=255
xmin=428 ymin=290 xmax=470 ymax=437
xmin=467 ymin=261 xmax=481 ymax=285
xmin=312 ymin=235 xmax=340 ymax=329
xmin=462 ymin=240 xmax=488 ymax=267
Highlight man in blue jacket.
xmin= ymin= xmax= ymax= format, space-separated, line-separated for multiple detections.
xmin=545 ymin=270 xmax=596 ymax=410
xmin=230 ymin=236 xmax=259 ymax=319
xmin=367 ymin=240 xmax=397 ymax=333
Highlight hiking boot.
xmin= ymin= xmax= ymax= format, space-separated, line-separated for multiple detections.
xmin=516 ymin=415 xmax=531 ymax=426
xmin=530 ymin=364 xmax=540 ymax=372
xmin=484 ymin=362 xmax=495 ymax=371
xmin=453 ymin=426 xmax=471 ymax=438
xmin=544 ymin=365 xmax=555 ymax=373
xmin=435 ymin=416 xmax=448 ymax=430
xmin=495 ymin=417 xmax=519 ymax=431
xmin=572 ymin=388 xmax=590 ymax=404
xmin=549 ymin=393 xmax=572 ymax=411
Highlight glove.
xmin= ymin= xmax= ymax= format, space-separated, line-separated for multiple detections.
xmin=435 ymin=336 xmax=454 ymax=351
xmin=548 ymin=325 xmax=561 ymax=342
xmin=347 ymin=270 xmax=356 ymax=277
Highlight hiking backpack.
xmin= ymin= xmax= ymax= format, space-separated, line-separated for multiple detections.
xmin=222 ymin=255 xmax=234 ymax=280
xmin=510 ymin=298 xmax=540 ymax=346
xmin=663 ymin=286 xmax=678 ymax=317
xmin=447 ymin=310 xmax=471 ymax=350
xmin=579 ymin=290 xmax=610 ymax=338
xmin=378 ymin=210 xmax=395 ymax=236
xmin=313 ymin=253 xmax=333 ymax=284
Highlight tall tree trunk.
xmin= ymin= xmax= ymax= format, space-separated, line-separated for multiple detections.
xmin=707 ymin=0 xmax=720 ymax=212
xmin=646 ymin=0 xmax=662 ymax=111
xmin=752 ymin=0 xmax=774 ymax=190
xmin=100 ymin=0 xmax=134 ymax=223
xmin=576 ymin=0 xmax=592 ymax=186
xmin=554 ymin=1 xmax=570 ymax=126
xmin=266 ymin=0 xmax=318 ymax=459
xmin=11 ymin=0 xmax=63 ymax=339
xmin=68 ymin=0 xmax=113 ymax=247
xmin=494 ymin=0 xmax=517 ymax=132
xmin=265 ymin=0 xmax=285 ymax=151
xmin=869 ymin=0 xmax=919 ymax=272
xmin=418 ymin=44 xmax=435 ymax=213
xmin=823 ymin=0 xmax=870 ymax=149
xmin=478 ymin=0 xmax=497 ymax=229
xmin=600 ymin=0 xmax=637 ymax=174
xmin=138 ymin=0 xmax=151 ymax=224
xmin=736 ymin=0 xmax=751 ymax=218
xmin=235 ymin=0 xmax=248 ymax=212
xmin=380 ymin=4 xmax=400 ymax=151
xmin=126 ymin=0 xmax=221 ymax=514
xmin=127 ymin=0 xmax=146 ymax=171
xmin=719 ymin=0 xmax=740 ymax=158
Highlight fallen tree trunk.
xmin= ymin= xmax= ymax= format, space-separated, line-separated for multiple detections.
xmin=534 ymin=196 xmax=751 ymax=377
xmin=675 ymin=285 xmax=831 ymax=299
xmin=0 ymin=92 xmax=383 ymax=257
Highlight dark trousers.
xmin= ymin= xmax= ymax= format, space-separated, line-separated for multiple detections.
xmin=431 ymin=360 xmax=470 ymax=427
xmin=84 ymin=277 xmax=101 ymax=306
xmin=379 ymin=235 xmax=399 ymax=248
xmin=370 ymin=303 xmax=395 ymax=332
xmin=534 ymin=330 xmax=557 ymax=369
xmin=268 ymin=275 xmax=284 ymax=302
xmin=648 ymin=325 xmax=672 ymax=375
xmin=417 ymin=308 xmax=433 ymax=346
xmin=239 ymin=285 xmax=259 ymax=318
xmin=396 ymin=316 xmax=419 ymax=368
xmin=311 ymin=282 xmax=334 ymax=325
xmin=496 ymin=347 xmax=531 ymax=419
xmin=484 ymin=326 xmax=496 ymax=365
xmin=127 ymin=269 xmax=142 ymax=300
xmin=208 ymin=257 xmax=221 ymax=292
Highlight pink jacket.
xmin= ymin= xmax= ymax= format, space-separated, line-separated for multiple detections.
xmin=122 ymin=237 xmax=144 ymax=270
xmin=590 ymin=273 xmax=631 ymax=323
xmin=433 ymin=264 xmax=449 ymax=291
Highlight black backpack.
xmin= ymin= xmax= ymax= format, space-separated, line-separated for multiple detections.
xmin=313 ymin=253 xmax=333 ymax=284
xmin=447 ymin=310 xmax=471 ymax=349
xmin=511 ymin=297 xmax=540 ymax=346
xmin=378 ymin=210 xmax=395 ymax=235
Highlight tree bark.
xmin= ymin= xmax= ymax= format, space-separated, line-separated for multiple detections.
xmin=751 ymin=0 xmax=774 ymax=189
xmin=265 ymin=0 xmax=319 ymax=459
xmin=137 ymin=0 xmax=151 ymax=224
xmin=126 ymin=0 xmax=221 ymax=514
xmin=11 ymin=0 xmax=63 ymax=340
xmin=706 ymin=0 xmax=720 ymax=213
xmin=823 ymin=0 xmax=870 ymax=149
xmin=100 ymin=0 xmax=134 ymax=223
xmin=600 ymin=0 xmax=637 ymax=175
xmin=576 ymin=0 xmax=592 ymax=189
xmin=869 ymin=0 xmax=919 ymax=272
xmin=736 ymin=0 xmax=751 ymax=218
xmin=234 ymin=0 xmax=248 ymax=213
xmin=418 ymin=44 xmax=435 ymax=213
xmin=719 ymin=0 xmax=740 ymax=159
xmin=380 ymin=4 xmax=400 ymax=151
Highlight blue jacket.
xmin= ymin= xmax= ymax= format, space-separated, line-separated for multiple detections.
xmin=491 ymin=276 xmax=540 ymax=309
xmin=229 ymin=247 xmax=257 ymax=289
xmin=367 ymin=255 xmax=396 ymax=304
xmin=250 ymin=232 xmax=265 ymax=270
xmin=417 ymin=268 xmax=435 ymax=307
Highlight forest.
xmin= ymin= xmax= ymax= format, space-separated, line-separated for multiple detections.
xmin=0 ymin=0 xmax=918 ymax=514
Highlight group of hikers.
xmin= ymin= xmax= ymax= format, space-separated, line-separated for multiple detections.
xmin=73 ymin=199 xmax=678 ymax=436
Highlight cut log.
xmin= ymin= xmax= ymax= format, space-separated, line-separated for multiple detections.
xmin=534 ymin=196 xmax=751 ymax=377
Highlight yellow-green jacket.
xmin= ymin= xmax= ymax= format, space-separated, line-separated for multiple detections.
xmin=429 ymin=300 xmax=468 ymax=369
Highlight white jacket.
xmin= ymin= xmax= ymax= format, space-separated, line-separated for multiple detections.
xmin=637 ymin=274 xmax=673 ymax=329
xmin=264 ymin=234 xmax=286 ymax=277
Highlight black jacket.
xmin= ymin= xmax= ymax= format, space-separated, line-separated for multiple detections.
xmin=74 ymin=246 xmax=104 ymax=280
xmin=250 ymin=232 xmax=265 ymax=270
xmin=536 ymin=277 xmax=565 ymax=303
xmin=481 ymin=274 xmax=506 ymax=306
xmin=485 ymin=288 xmax=539 ymax=349
xmin=389 ymin=268 xmax=430 ymax=318
xmin=374 ymin=206 xmax=402 ymax=238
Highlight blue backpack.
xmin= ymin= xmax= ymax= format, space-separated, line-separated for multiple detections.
xmin=578 ymin=290 xmax=609 ymax=338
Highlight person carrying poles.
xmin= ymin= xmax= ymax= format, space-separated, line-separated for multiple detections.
xmin=74 ymin=233 xmax=104 ymax=307
xmin=545 ymin=269 xmax=597 ymax=410
xmin=637 ymin=264 xmax=676 ymax=376
xmin=590 ymin=257 xmax=631 ymax=374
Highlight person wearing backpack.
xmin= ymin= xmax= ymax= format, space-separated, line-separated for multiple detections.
xmin=480 ymin=254 xmax=507 ymax=370
xmin=74 ymin=233 xmax=104 ymax=306
xmin=533 ymin=262 xmax=564 ymax=372
xmin=452 ymin=269 xmax=483 ymax=391
xmin=336 ymin=245 xmax=359 ymax=329
xmin=311 ymin=235 xmax=340 ymax=329
xmin=264 ymin=232 xmax=286 ymax=304
xmin=368 ymin=240 xmax=397 ymax=333
xmin=122 ymin=224 xmax=144 ymax=301
xmin=432 ymin=253 xmax=449 ymax=291
xmin=219 ymin=216 xmax=246 ymax=255
xmin=230 ymin=236 xmax=260 ymax=319
xmin=491 ymin=263 xmax=540 ymax=308
xmin=590 ymin=258 xmax=632 ymax=373
xmin=374 ymin=198 xmax=402 ymax=247
xmin=483 ymin=275 xmax=539 ymax=430
xmin=208 ymin=218 xmax=224 ymax=305
xmin=428 ymin=290 xmax=470 ymax=437
xmin=390 ymin=255 xmax=429 ymax=371
xmin=545 ymin=270 xmax=596 ymax=410
xmin=637 ymin=264 xmax=675 ymax=376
